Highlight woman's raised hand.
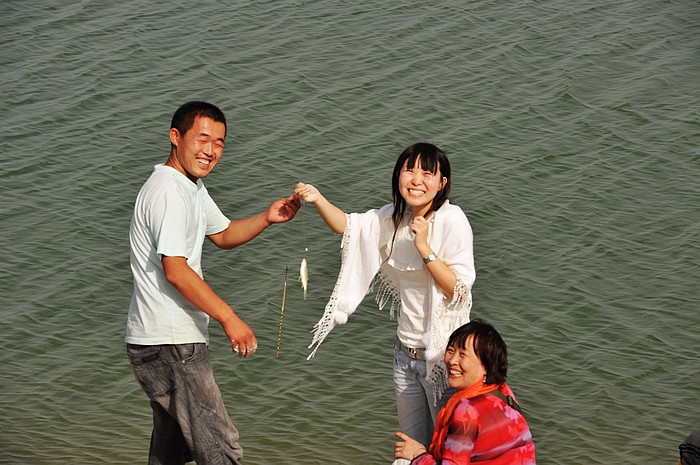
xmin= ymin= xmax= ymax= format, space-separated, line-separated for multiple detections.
xmin=294 ymin=182 xmax=321 ymax=203
xmin=294 ymin=182 xmax=347 ymax=234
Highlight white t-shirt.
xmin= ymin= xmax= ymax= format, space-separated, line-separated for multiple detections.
xmin=126 ymin=164 xmax=230 ymax=345
xmin=380 ymin=214 xmax=432 ymax=348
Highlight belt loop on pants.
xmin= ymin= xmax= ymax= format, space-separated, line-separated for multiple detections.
xmin=396 ymin=338 xmax=426 ymax=360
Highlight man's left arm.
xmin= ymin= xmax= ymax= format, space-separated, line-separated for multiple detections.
xmin=208 ymin=194 xmax=301 ymax=249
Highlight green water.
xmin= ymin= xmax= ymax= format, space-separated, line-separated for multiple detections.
xmin=1 ymin=1 xmax=698 ymax=463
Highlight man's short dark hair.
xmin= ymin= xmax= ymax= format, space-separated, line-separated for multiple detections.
xmin=171 ymin=101 xmax=227 ymax=138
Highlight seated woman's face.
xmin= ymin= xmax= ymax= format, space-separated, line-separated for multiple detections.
xmin=444 ymin=336 xmax=486 ymax=390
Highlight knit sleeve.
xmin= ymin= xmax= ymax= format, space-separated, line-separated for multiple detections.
xmin=307 ymin=209 xmax=384 ymax=359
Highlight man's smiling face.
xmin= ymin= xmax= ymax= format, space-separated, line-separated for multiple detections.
xmin=167 ymin=115 xmax=226 ymax=183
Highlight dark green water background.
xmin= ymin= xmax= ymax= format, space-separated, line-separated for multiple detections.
xmin=2 ymin=1 xmax=698 ymax=463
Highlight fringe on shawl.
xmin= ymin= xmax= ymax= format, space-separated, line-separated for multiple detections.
xmin=371 ymin=270 xmax=401 ymax=318
xmin=425 ymin=276 xmax=473 ymax=405
xmin=428 ymin=363 xmax=450 ymax=406
xmin=308 ymin=268 xmax=400 ymax=360
xmin=307 ymin=218 xmax=354 ymax=360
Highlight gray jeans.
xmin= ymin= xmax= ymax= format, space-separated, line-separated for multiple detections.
xmin=127 ymin=343 xmax=243 ymax=465
xmin=393 ymin=345 xmax=454 ymax=450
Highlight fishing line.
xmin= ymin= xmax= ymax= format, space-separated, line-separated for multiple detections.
xmin=299 ymin=194 xmax=309 ymax=300
xmin=303 ymin=200 xmax=308 ymax=255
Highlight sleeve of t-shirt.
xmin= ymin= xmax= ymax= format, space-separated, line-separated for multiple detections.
xmin=150 ymin=187 xmax=189 ymax=259
xmin=203 ymin=192 xmax=230 ymax=236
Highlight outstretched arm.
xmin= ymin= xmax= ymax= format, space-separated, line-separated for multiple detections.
xmin=294 ymin=182 xmax=347 ymax=234
xmin=208 ymin=194 xmax=301 ymax=249
xmin=162 ymin=255 xmax=256 ymax=357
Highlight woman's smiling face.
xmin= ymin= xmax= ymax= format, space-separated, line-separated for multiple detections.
xmin=444 ymin=335 xmax=486 ymax=391
xmin=398 ymin=155 xmax=447 ymax=217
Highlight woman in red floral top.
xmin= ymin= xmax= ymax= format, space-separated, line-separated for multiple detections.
xmin=393 ymin=319 xmax=536 ymax=464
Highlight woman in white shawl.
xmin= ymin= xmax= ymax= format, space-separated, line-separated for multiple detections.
xmin=295 ymin=142 xmax=475 ymax=449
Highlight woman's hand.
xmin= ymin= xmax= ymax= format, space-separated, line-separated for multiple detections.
xmin=410 ymin=214 xmax=457 ymax=300
xmin=294 ymin=182 xmax=347 ymax=234
xmin=394 ymin=432 xmax=427 ymax=460
xmin=411 ymin=215 xmax=430 ymax=250
xmin=294 ymin=182 xmax=321 ymax=203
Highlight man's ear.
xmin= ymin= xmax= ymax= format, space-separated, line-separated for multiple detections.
xmin=169 ymin=128 xmax=180 ymax=147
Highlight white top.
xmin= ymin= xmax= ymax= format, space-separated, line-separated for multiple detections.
xmin=392 ymin=266 xmax=430 ymax=348
xmin=126 ymin=164 xmax=230 ymax=345
xmin=380 ymin=213 xmax=432 ymax=348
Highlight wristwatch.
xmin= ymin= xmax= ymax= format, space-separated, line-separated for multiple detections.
xmin=422 ymin=253 xmax=437 ymax=264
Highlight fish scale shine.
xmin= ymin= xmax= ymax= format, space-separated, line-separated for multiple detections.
xmin=299 ymin=258 xmax=308 ymax=299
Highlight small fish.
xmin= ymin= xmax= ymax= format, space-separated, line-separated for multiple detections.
xmin=299 ymin=257 xmax=308 ymax=300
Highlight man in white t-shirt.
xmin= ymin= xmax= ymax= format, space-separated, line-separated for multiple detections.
xmin=126 ymin=101 xmax=300 ymax=464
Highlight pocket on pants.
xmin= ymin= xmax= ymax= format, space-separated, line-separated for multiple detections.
xmin=174 ymin=343 xmax=208 ymax=365
xmin=127 ymin=344 xmax=174 ymax=399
